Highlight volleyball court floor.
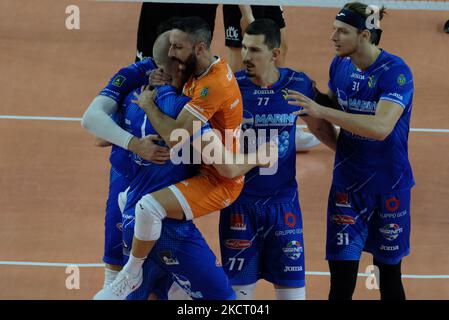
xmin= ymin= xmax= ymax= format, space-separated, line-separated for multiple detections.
xmin=0 ymin=0 xmax=448 ymax=299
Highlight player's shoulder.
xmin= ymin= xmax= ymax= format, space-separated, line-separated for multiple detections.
xmin=381 ymin=50 xmax=412 ymax=74
xmin=234 ymin=70 xmax=251 ymax=87
xmin=132 ymin=58 xmax=158 ymax=75
xmin=200 ymin=57 xmax=234 ymax=84
xmin=278 ymin=68 xmax=314 ymax=93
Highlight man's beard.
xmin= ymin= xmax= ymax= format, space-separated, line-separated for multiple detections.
xmin=180 ymin=51 xmax=197 ymax=78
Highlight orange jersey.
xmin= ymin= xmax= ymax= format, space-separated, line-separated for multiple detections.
xmin=182 ymin=57 xmax=243 ymax=181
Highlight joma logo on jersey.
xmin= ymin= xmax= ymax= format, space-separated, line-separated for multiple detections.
xmin=255 ymin=114 xmax=295 ymax=126
xmin=253 ymin=89 xmax=275 ymax=95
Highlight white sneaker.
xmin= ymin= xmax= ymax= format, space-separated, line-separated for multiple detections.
xmin=295 ymin=126 xmax=321 ymax=152
xmin=93 ymin=269 xmax=143 ymax=300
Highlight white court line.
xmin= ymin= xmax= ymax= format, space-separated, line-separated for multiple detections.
xmin=1 ymin=115 xmax=449 ymax=133
xmin=1 ymin=261 xmax=448 ymax=279
xmin=0 ymin=115 xmax=82 ymax=122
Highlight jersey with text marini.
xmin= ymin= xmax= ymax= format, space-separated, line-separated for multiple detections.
xmin=328 ymin=50 xmax=415 ymax=194
xmin=235 ymin=68 xmax=314 ymax=200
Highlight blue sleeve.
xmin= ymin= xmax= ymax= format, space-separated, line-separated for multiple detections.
xmin=301 ymin=73 xmax=315 ymax=100
xmin=155 ymin=85 xmax=191 ymax=119
xmin=327 ymin=56 xmax=340 ymax=93
xmin=378 ymin=64 xmax=414 ymax=110
xmin=99 ymin=59 xmax=157 ymax=104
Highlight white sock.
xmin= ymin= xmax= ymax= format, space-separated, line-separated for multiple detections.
xmin=123 ymin=253 xmax=145 ymax=277
xmin=103 ymin=268 xmax=119 ymax=288
xmin=275 ymin=287 xmax=306 ymax=300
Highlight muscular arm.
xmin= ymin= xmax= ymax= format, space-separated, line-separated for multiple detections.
xmin=301 ymin=116 xmax=338 ymax=152
xmin=134 ymin=88 xmax=202 ymax=149
xmin=288 ymin=89 xmax=404 ymax=141
xmin=192 ymin=130 xmax=277 ymax=179
xmin=319 ymin=100 xmax=403 ymax=141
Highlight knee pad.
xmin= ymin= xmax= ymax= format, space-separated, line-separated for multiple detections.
xmin=167 ymin=281 xmax=192 ymax=300
xmin=232 ymin=283 xmax=256 ymax=300
xmin=134 ymin=194 xmax=167 ymax=241
xmin=275 ymin=287 xmax=306 ymax=300
xmin=118 ymin=187 xmax=130 ymax=214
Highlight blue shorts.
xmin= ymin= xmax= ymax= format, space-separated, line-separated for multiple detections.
xmin=219 ymin=194 xmax=306 ymax=288
xmin=326 ymin=186 xmax=411 ymax=265
xmin=103 ymin=167 xmax=129 ymax=266
xmin=123 ymin=217 xmax=235 ymax=300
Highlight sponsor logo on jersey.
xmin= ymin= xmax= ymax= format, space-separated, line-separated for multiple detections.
xmin=112 ymin=75 xmax=126 ymax=87
xmin=330 ymin=215 xmax=356 ymax=225
xmin=253 ymin=89 xmax=275 ymax=95
xmin=388 ymin=92 xmax=403 ymax=101
xmin=158 ymin=251 xmax=180 ymax=266
xmin=283 ymin=265 xmax=303 ymax=272
xmin=335 ymin=192 xmax=351 ymax=207
xmin=281 ymin=88 xmax=289 ymax=100
xmin=275 ymin=228 xmax=303 ymax=237
xmin=224 ymin=239 xmax=252 ymax=250
xmin=284 ymin=212 xmax=297 ymax=228
xmin=380 ymin=244 xmax=399 ymax=251
xmin=348 ymin=98 xmax=377 ymax=113
xmin=242 ymin=110 xmax=254 ymax=130
xmin=386 ymin=196 xmax=400 ymax=212
xmin=380 ymin=210 xmax=407 ymax=219
xmin=379 ymin=223 xmax=403 ymax=241
xmin=397 ymin=74 xmax=406 ymax=86
xmin=199 ymin=87 xmax=209 ymax=99
xmin=283 ymin=241 xmax=303 ymax=260
xmin=368 ymin=75 xmax=376 ymax=88
xmin=230 ymin=214 xmax=246 ymax=231
xmin=255 ymin=113 xmax=296 ymax=126
xmin=351 ymin=73 xmax=365 ymax=80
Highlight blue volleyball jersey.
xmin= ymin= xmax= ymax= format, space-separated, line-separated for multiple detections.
xmin=328 ymin=50 xmax=415 ymax=194
xmin=121 ymin=85 xmax=209 ymax=214
xmin=235 ymin=68 xmax=314 ymax=201
xmin=99 ymin=58 xmax=157 ymax=104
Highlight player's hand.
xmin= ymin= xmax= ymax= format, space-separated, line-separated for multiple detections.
xmin=132 ymin=85 xmax=158 ymax=113
xmin=257 ymin=140 xmax=278 ymax=168
xmin=239 ymin=5 xmax=255 ymax=32
xmin=128 ymin=135 xmax=170 ymax=165
xmin=287 ymin=89 xmax=324 ymax=119
xmin=149 ymin=68 xmax=171 ymax=87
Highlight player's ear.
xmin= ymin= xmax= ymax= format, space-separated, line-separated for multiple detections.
xmin=361 ymin=29 xmax=371 ymax=42
xmin=272 ymin=48 xmax=281 ymax=62
xmin=195 ymin=42 xmax=207 ymax=56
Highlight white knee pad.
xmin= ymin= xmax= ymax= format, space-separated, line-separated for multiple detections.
xmin=232 ymin=283 xmax=256 ymax=300
xmin=134 ymin=194 xmax=167 ymax=241
xmin=167 ymin=281 xmax=192 ymax=300
xmin=275 ymin=287 xmax=306 ymax=300
xmin=117 ymin=187 xmax=130 ymax=214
